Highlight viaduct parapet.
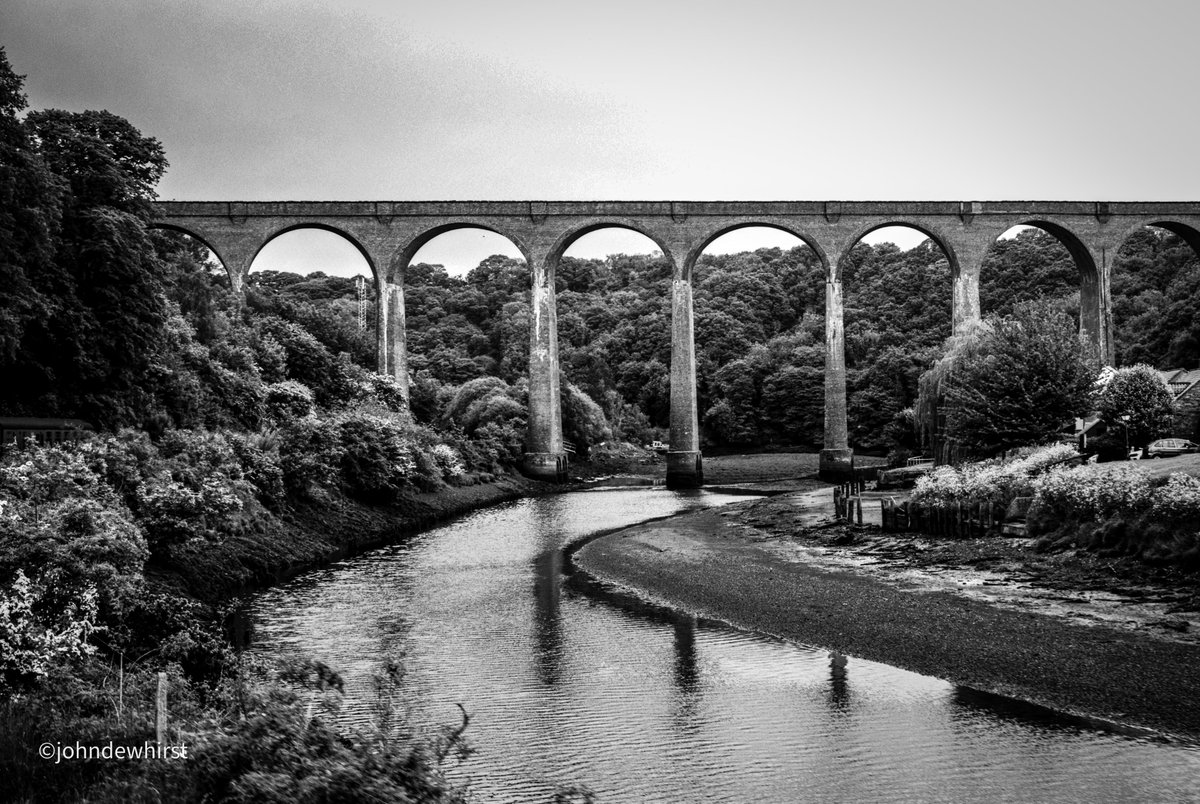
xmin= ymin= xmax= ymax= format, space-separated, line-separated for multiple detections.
xmin=153 ymin=200 xmax=1200 ymax=485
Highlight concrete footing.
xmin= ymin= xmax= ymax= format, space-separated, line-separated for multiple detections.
xmin=666 ymin=450 xmax=704 ymax=489
xmin=522 ymin=451 xmax=568 ymax=483
xmin=818 ymin=448 xmax=854 ymax=482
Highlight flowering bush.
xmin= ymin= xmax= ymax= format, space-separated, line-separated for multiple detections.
xmin=1032 ymin=463 xmax=1153 ymax=521
xmin=430 ymin=444 xmax=465 ymax=481
xmin=1148 ymin=473 xmax=1200 ymax=522
xmin=136 ymin=474 xmax=244 ymax=546
xmin=129 ymin=430 xmax=250 ymax=546
xmin=910 ymin=443 xmax=1079 ymax=508
xmin=0 ymin=570 xmax=99 ymax=692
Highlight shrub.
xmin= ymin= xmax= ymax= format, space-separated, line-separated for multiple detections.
xmin=0 ymin=570 xmax=99 ymax=694
xmin=910 ymin=443 xmax=1079 ymax=508
xmin=278 ymin=416 xmax=344 ymax=498
xmin=264 ymin=380 xmax=315 ymax=422
xmin=430 ymin=444 xmax=465 ymax=481
xmin=227 ymin=432 xmax=286 ymax=506
xmin=1032 ymin=463 xmax=1153 ymax=522
xmin=1148 ymin=473 xmax=1200 ymax=523
xmin=335 ymin=411 xmax=417 ymax=502
xmin=133 ymin=430 xmax=249 ymax=547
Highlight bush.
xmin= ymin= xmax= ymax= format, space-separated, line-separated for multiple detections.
xmin=335 ymin=411 xmax=417 ymax=502
xmin=134 ymin=430 xmax=249 ymax=548
xmin=227 ymin=432 xmax=286 ymax=507
xmin=910 ymin=443 xmax=1079 ymax=508
xmin=278 ymin=416 xmax=344 ymax=498
xmin=264 ymin=380 xmax=315 ymax=422
xmin=1032 ymin=463 xmax=1153 ymax=522
xmin=0 ymin=570 xmax=99 ymax=693
xmin=0 ymin=441 xmax=149 ymax=622
xmin=1148 ymin=473 xmax=1200 ymax=523
xmin=430 ymin=444 xmax=465 ymax=482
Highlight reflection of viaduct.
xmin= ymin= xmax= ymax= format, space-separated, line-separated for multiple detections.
xmin=154 ymin=200 xmax=1200 ymax=486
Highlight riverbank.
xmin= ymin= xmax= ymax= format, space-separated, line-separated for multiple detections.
xmin=156 ymin=450 xmax=833 ymax=602
xmin=575 ymin=488 xmax=1200 ymax=740
xmin=152 ymin=475 xmax=551 ymax=600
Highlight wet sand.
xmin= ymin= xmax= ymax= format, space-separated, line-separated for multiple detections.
xmin=575 ymin=490 xmax=1200 ymax=740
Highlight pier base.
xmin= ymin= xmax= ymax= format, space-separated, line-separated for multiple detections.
xmin=819 ymin=448 xmax=854 ymax=483
xmin=666 ymin=450 xmax=704 ymax=489
xmin=523 ymin=451 xmax=568 ymax=483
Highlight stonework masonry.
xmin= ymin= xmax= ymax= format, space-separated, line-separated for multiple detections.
xmin=154 ymin=200 xmax=1200 ymax=485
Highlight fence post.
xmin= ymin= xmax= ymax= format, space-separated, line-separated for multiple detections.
xmin=156 ymin=671 xmax=168 ymax=748
xmin=855 ymin=495 xmax=863 ymax=526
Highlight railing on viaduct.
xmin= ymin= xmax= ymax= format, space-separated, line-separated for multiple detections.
xmin=152 ymin=200 xmax=1200 ymax=487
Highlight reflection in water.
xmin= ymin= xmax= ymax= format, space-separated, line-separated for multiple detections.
xmin=249 ymin=489 xmax=1200 ymax=804
xmin=532 ymin=546 xmax=562 ymax=686
xmin=828 ymin=651 xmax=850 ymax=714
xmin=673 ymin=613 xmax=699 ymax=694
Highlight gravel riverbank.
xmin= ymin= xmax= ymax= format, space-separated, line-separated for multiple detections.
xmin=575 ymin=490 xmax=1200 ymax=740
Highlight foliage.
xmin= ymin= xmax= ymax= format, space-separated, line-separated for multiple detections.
xmin=277 ymin=416 xmax=344 ymax=497
xmin=334 ymin=410 xmax=419 ymax=501
xmin=134 ymin=430 xmax=249 ymax=547
xmin=1095 ymin=364 xmax=1176 ymax=448
xmin=1029 ymin=467 xmax=1200 ymax=569
xmin=0 ymin=570 xmax=99 ymax=693
xmin=264 ymin=380 xmax=315 ymax=422
xmin=925 ymin=301 xmax=1097 ymax=460
xmin=910 ymin=442 xmax=1079 ymax=508
xmin=0 ymin=55 xmax=171 ymax=427
xmin=561 ymin=381 xmax=612 ymax=454
xmin=1031 ymin=463 xmax=1153 ymax=522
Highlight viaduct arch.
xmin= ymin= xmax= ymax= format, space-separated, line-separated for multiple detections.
xmin=153 ymin=200 xmax=1200 ymax=487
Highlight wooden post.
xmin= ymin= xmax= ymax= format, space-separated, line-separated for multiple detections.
xmin=156 ymin=671 xmax=167 ymax=747
xmin=855 ymin=495 xmax=863 ymax=526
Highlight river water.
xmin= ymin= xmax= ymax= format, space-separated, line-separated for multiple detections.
xmin=247 ymin=488 xmax=1200 ymax=803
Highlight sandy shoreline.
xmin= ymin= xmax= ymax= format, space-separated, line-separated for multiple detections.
xmin=574 ymin=489 xmax=1200 ymax=740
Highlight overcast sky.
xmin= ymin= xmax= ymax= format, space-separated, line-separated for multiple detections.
xmin=5 ymin=0 xmax=1199 ymax=275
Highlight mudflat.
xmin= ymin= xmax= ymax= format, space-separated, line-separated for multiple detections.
xmin=575 ymin=491 xmax=1200 ymax=740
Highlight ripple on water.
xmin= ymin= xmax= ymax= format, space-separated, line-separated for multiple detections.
xmin=248 ymin=489 xmax=1200 ymax=804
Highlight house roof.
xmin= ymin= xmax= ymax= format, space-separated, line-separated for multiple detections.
xmin=1158 ymin=368 xmax=1200 ymax=399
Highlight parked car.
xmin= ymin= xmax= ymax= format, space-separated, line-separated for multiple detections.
xmin=1144 ymin=438 xmax=1200 ymax=458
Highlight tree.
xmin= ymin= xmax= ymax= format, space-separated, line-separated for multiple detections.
xmin=1096 ymin=364 xmax=1177 ymax=448
xmin=0 ymin=49 xmax=173 ymax=427
xmin=934 ymin=301 xmax=1098 ymax=459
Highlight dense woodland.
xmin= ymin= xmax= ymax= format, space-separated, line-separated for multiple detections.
xmin=254 ymin=224 xmax=1196 ymax=459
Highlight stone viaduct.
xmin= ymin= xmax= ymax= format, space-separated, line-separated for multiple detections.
xmin=152 ymin=200 xmax=1200 ymax=487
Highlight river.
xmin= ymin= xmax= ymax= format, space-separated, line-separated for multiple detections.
xmin=247 ymin=487 xmax=1200 ymax=803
